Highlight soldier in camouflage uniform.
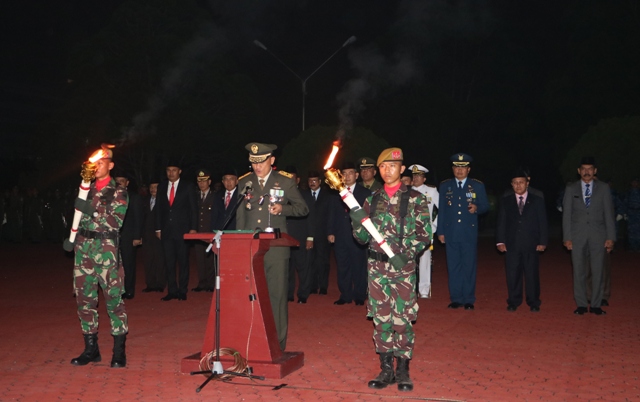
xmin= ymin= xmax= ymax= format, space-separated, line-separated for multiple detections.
xmin=69 ymin=145 xmax=129 ymax=368
xmin=351 ymin=147 xmax=431 ymax=392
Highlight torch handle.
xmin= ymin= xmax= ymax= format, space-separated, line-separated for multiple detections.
xmin=339 ymin=189 xmax=396 ymax=259
xmin=68 ymin=180 xmax=92 ymax=244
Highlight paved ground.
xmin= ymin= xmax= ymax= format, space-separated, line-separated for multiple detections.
xmin=1 ymin=236 xmax=639 ymax=402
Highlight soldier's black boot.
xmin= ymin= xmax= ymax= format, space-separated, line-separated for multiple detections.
xmin=396 ymin=357 xmax=414 ymax=392
xmin=70 ymin=333 xmax=101 ymax=365
xmin=367 ymin=352 xmax=396 ymax=389
xmin=110 ymin=333 xmax=127 ymax=368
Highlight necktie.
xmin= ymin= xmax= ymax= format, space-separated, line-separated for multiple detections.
xmin=259 ymin=179 xmax=265 ymax=190
xmin=225 ymin=191 xmax=231 ymax=208
xmin=150 ymin=197 xmax=155 ymax=211
xmin=201 ymin=192 xmax=205 ymax=200
xmin=169 ymin=182 xmax=175 ymax=206
xmin=348 ymin=186 xmax=352 ymax=193
xmin=585 ymin=183 xmax=591 ymax=208
xmin=312 ymin=191 xmax=317 ymax=200
xmin=458 ymin=181 xmax=462 ymax=189
xmin=518 ymin=196 xmax=524 ymax=215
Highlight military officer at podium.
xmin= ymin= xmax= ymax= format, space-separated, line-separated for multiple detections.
xmin=236 ymin=142 xmax=309 ymax=351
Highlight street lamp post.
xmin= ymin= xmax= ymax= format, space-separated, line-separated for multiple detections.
xmin=254 ymin=36 xmax=356 ymax=131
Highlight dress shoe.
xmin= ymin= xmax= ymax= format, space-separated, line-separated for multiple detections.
xmin=419 ymin=294 xmax=430 ymax=299
xmin=298 ymin=298 xmax=307 ymax=304
xmin=319 ymin=289 xmax=328 ymax=295
xmin=601 ymin=299 xmax=609 ymax=306
xmin=287 ymin=297 xmax=294 ymax=302
xmin=355 ymin=300 xmax=365 ymax=306
xmin=121 ymin=293 xmax=134 ymax=300
xmin=141 ymin=288 xmax=154 ymax=293
xmin=204 ymin=288 xmax=214 ymax=293
xmin=191 ymin=287 xmax=204 ymax=292
xmin=309 ymin=288 xmax=318 ymax=294
xmin=574 ymin=306 xmax=588 ymax=315
xmin=447 ymin=302 xmax=462 ymax=309
xmin=178 ymin=293 xmax=187 ymax=301
xmin=530 ymin=306 xmax=540 ymax=312
xmin=507 ymin=304 xmax=517 ymax=312
xmin=334 ymin=299 xmax=351 ymax=305
xmin=153 ymin=287 xmax=165 ymax=292
xmin=590 ymin=307 xmax=606 ymax=315
xmin=161 ymin=293 xmax=177 ymax=301
xmin=464 ymin=303 xmax=475 ymax=310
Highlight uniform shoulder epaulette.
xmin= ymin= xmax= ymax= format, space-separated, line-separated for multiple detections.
xmin=440 ymin=178 xmax=452 ymax=184
xmin=470 ymin=178 xmax=484 ymax=184
xmin=238 ymin=171 xmax=251 ymax=180
xmin=426 ymin=184 xmax=436 ymax=188
xmin=278 ymin=170 xmax=293 ymax=179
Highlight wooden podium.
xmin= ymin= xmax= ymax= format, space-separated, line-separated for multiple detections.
xmin=181 ymin=231 xmax=304 ymax=378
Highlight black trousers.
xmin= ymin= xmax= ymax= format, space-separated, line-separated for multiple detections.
xmin=333 ymin=236 xmax=367 ymax=302
xmin=162 ymin=237 xmax=191 ymax=295
xmin=505 ymin=249 xmax=540 ymax=308
xmin=120 ymin=239 xmax=138 ymax=295
xmin=309 ymin=238 xmax=331 ymax=292
xmin=143 ymin=235 xmax=165 ymax=290
xmin=288 ymin=247 xmax=310 ymax=299
xmin=194 ymin=243 xmax=215 ymax=289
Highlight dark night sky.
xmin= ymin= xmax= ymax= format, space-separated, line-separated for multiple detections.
xmin=1 ymin=1 xmax=639 ymax=194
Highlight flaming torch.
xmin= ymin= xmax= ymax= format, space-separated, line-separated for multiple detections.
xmin=323 ymin=142 xmax=396 ymax=260
xmin=62 ymin=144 xmax=114 ymax=252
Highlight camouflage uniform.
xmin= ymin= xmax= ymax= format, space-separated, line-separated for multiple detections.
xmin=73 ymin=178 xmax=129 ymax=336
xmin=353 ymin=184 xmax=431 ymax=359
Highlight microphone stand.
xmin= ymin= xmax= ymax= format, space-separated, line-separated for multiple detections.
xmin=193 ymin=185 xmax=265 ymax=392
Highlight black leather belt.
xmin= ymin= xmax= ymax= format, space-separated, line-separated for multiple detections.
xmin=79 ymin=228 xmax=119 ymax=240
xmin=368 ymin=249 xmax=389 ymax=262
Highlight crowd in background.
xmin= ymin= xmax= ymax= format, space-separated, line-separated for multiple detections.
xmin=1 ymin=175 xmax=638 ymax=251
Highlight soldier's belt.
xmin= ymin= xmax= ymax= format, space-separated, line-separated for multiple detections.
xmin=368 ymin=249 xmax=389 ymax=262
xmin=79 ymin=228 xmax=119 ymax=240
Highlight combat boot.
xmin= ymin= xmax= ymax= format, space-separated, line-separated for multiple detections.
xmin=396 ymin=356 xmax=414 ymax=392
xmin=110 ymin=333 xmax=127 ymax=368
xmin=70 ymin=333 xmax=101 ymax=365
xmin=367 ymin=352 xmax=395 ymax=389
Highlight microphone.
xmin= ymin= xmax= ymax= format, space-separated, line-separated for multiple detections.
xmin=241 ymin=181 xmax=253 ymax=195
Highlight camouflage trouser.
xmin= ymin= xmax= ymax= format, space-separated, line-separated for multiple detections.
xmin=73 ymin=237 xmax=128 ymax=336
xmin=368 ymin=260 xmax=418 ymax=359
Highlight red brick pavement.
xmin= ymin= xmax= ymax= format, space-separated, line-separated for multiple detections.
xmin=1 ymin=238 xmax=639 ymax=401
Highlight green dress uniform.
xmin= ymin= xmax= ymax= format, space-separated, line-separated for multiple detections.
xmin=236 ymin=169 xmax=309 ymax=350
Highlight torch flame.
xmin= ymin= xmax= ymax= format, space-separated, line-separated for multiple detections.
xmin=323 ymin=141 xmax=341 ymax=170
xmin=87 ymin=144 xmax=115 ymax=163
xmin=88 ymin=149 xmax=106 ymax=163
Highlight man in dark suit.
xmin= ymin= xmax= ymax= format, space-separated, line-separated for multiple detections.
xmin=236 ymin=143 xmax=308 ymax=351
xmin=496 ymin=169 xmax=548 ymax=312
xmin=501 ymin=167 xmax=545 ymax=200
xmin=142 ymin=179 xmax=165 ymax=292
xmin=193 ymin=169 xmax=215 ymax=292
xmin=327 ymin=161 xmax=370 ymax=306
xmin=562 ymin=157 xmax=616 ymax=315
xmin=286 ymin=166 xmax=313 ymax=304
xmin=155 ymin=161 xmax=198 ymax=301
xmin=306 ymin=170 xmax=332 ymax=296
xmin=114 ymin=173 xmax=144 ymax=299
xmin=436 ymin=153 xmax=489 ymax=310
xmin=211 ymin=168 xmax=240 ymax=231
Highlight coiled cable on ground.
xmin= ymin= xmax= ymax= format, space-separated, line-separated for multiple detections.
xmin=198 ymin=347 xmax=250 ymax=380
